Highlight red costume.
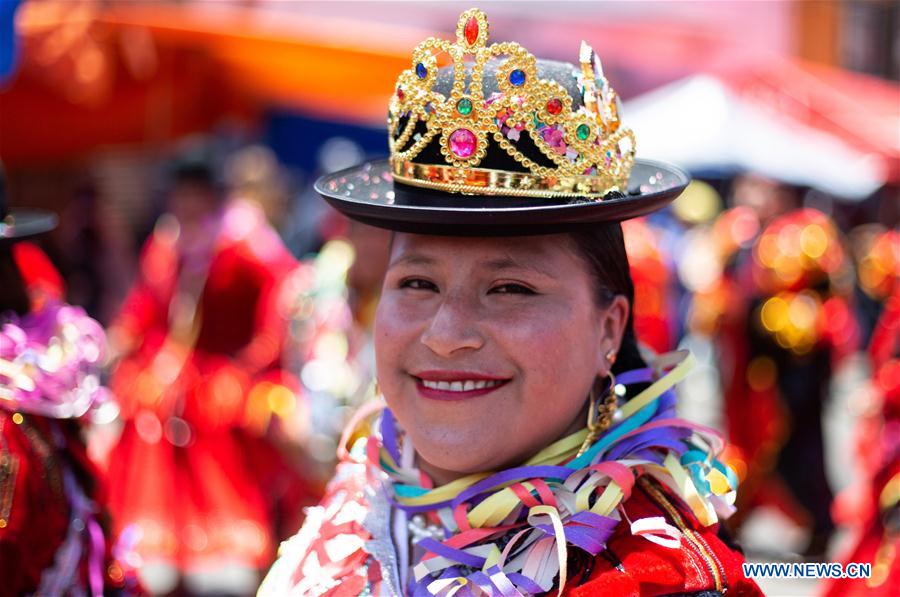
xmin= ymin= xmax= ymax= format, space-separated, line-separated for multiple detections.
xmin=694 ymin=208 xmax=858 ymax=548
xmin=1 ymin=243 xmax=138 ymax=595
xmin=622 ymin=218 xmax=676 ymax=355
xmin=825 ymin=230 xmax=900 ymax=596
xmin=106 ymin=199 xmax=315 ymax=580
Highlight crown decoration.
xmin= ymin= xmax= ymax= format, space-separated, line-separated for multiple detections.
xmin=387 ymin=8 xmax=636 ymax=199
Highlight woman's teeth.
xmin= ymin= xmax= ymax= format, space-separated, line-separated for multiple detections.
xmin=420 ymin=379 xmax=503 ymax=392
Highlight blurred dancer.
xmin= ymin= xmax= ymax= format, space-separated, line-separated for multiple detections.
xmin=104 ymin=144 xmax=311 ymax=594
xmin=826 ymin=228 xmax=899 ymax=595
xmin=0 ymin=168 xmax=138 ymax=595
xmin=621 ymin=218 xmax=677 ymax=355
xmin=725 ymin=207 xmax=856 ymax=556
xmin=281 ymin=217 xmax=389 ymax=480
xmin=225 ymin=145 xmax=289 ymax=232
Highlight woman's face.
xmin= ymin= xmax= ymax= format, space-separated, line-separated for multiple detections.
xmin=375 ymin=233 xmax=628 ymax=481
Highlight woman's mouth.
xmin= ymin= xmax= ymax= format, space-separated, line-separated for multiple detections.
xmin=412 ymin=371 xmax=510 ymax=401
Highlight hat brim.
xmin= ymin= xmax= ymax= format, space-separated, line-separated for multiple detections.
xmin=314 ymin=159 xmax=689 ymax=236
xmin=0 ymin=210 xmax=58 ymax=243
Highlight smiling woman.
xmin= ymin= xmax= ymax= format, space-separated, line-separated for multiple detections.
xmin=377 ymin=233 xmax=628 ymax=482
xmin=260 ymin=9 xmax=762 ymax=597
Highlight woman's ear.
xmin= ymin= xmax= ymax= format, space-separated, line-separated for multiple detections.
xmin=596 ymin=294 xmax=630 ymax=376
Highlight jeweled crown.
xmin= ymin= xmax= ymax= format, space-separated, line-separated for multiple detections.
xmin=388 ymin=8 xmax=636 ymax=199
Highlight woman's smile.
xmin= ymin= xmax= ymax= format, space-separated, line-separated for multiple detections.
xmin=411 ymin=370 xmax=512 ymax=401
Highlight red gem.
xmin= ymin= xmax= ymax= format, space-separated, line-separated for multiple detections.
xmin=449 ymin=128 xmax=477 ymax=158
xmin=397 ymin=87 xmax=404 ymax=101
xmin=464 ymin=16 xmax=479 ymax=45
xmin=546 ymin=98 xmax=563 ymax=115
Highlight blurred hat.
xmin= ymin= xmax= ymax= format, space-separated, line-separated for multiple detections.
xmin=166 ymin=137 xmax=224 ymax=190
xmin=0 ymin=162 xmax=57 ymax=243
xmin=315 ymin=9 xmax=688 ymax=236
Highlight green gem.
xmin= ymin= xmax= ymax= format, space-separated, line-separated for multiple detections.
xmin=456 ymin=98 xmax=473 ymax=115
xmin=576 ymin=124 xmax=591 ymax=140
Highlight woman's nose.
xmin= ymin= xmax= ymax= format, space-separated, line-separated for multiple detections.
xmin=420 ymin=292 xmax=485 ymax=356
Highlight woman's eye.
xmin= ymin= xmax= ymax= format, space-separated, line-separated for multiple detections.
xmin=400 ymin=278 xmax=438 ymax=292
xmin=489 ymin=283 xmax=536 ymax=295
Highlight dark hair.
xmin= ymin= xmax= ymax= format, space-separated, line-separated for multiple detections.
xmin=568 ymin=223 xmax=647 ymax=375
xmin=0 ymin=245 xmax=30 ymax=316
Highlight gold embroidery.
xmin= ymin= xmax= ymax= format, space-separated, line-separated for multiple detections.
xmin=639 ymin=476 xmax=726 ymax=593
xmin=0 ymin=418 xmax=19 ymax=529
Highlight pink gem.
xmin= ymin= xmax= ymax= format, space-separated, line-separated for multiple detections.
xmin=448 ymin=128 xmax=477 ymax=159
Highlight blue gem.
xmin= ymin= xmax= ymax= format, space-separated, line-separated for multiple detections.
xmin=509 ymin=69 xmax=526 ymax=87
xmin=416 ymin=62 xmax=428 ymax=79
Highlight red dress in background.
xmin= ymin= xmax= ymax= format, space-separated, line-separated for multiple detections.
xmin=824 ymin=254 xmax=900 ymax=596
xmin=106 ymin=200 xmax=316 ymax=580
xmin=622 ymin=218 xmax=676 ymax=355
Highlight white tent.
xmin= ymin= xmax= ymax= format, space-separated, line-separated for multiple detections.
xmin=624 ymin=75 xmax=888 ymax=199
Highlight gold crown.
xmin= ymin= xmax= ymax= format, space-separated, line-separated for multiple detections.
xmin=387 ymin=8 xmax=636 ymax=199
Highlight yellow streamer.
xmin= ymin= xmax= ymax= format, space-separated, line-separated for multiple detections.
xmin=528 ymin=505 xmax=569 ymax=596
xmin=620 ymin=350 xmax=696 ymax=419
xmin=396 ymin=472 xmax=491 ymax=506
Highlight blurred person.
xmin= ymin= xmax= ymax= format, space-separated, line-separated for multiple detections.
xmin=262 ymin=10 xmax=761 ymax=596
xmin=56 ymin=177 xmax=135 ymax=324
xmin=721 ymin=207 xmax=857 ymax=557
xmin=826 ymin=228 xmax=899 ymax=596
xmin=621 ymin=218 xmax=677 ymax=355
xmin=280 ymin=217 xmax=389 ymax=482
xmin=0 ymin=166 xmax=139 ymax=595
xmin=103 ymin=142 xmax=314 ymax=595
xmin=731 ymin=174 xmax=797 ymax=228
xmin=687 ymin=174 xmax=858 ymax=557
xmin=225 ymin=145 xmax=289 ymax=231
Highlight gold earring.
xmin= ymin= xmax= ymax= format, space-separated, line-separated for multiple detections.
xmin=576 ymin=372 xmax=618 ymax=458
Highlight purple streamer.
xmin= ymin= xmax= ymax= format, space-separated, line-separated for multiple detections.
xmin=450 ymin=465 xmax=574 ymax=509
xmin=467 ymin=571 xmax=498 ymax=594
xmin=416 ymin=537 xmax=486 ymax=568
xmin=380 ymin=409 xmax=402 ymax=466
xmin=87 ymin=518 xmax=106 ymax=597
xmin=506 ymin=573 xmax=545 ymax=594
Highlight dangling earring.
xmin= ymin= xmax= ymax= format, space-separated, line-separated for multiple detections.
xmin=576 ymin=372 xmax=618 ymax=458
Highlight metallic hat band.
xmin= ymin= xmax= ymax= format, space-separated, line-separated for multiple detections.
xmin=390 ymin=159 xmax=627 ymax=200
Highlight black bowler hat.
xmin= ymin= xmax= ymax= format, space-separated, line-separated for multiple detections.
xmin=315 ymin=8 xmax=689 ymax=236
xmin=0 ymin=163 xmax=58 ymax=243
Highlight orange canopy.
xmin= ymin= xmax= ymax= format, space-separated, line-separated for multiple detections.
xmin=0 ymin=2 xmax=422 ymax=166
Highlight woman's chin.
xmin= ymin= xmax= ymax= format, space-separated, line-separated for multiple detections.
xmin=415 ymin=440 xmax=508 ymax=479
